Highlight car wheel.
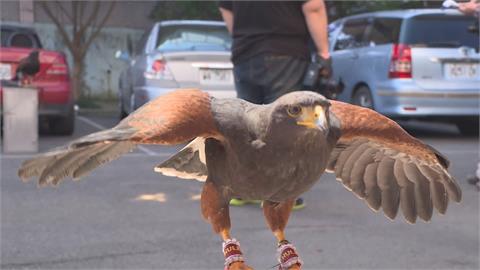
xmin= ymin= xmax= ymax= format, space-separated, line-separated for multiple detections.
xmin=119 ymin=97 xmax=128 ymax=119
xmin=49 ymin=105 xmax=75 ymax=136
xmin=455 ymin=117 xmax=479 ymax=137
xmin=352 ymin=86 xmax=374 ymax=109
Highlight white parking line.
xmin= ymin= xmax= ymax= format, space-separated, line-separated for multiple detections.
xmin=76 ymin=115 xmax=106 ymax=131
xmin=1 ymin=152 xmax=174 ymax=159
xmin=77 ymin=115 xmax=159 ymax=156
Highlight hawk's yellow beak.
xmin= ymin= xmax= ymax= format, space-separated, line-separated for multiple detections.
xmin=296 ymin=105 xmax=327 ymax=130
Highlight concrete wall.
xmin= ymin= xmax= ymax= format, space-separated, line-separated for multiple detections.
xmin=1 ymin=1 xmax=20 ymax=21
xmin=33 ymin=1 xmax=156 ymax=30
xmin=36 ymin=23 xmax=145 ymax=97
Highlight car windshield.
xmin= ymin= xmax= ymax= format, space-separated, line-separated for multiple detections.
xmin=1 ymin=28 xmax=42 ymax=48
xmin=403 ymin=15 xmax=479 ymax=49
xmin=156 ymin=24 xmax=231 ymax=52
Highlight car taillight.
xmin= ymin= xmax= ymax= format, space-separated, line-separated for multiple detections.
xmin=389 ymin=44 xmax=412 ymax=79
xmin=152 ymin=59 xmax=165 ymax=72
xmin=46 ymin=62 xmax=68 ymax=75
xmin=144 ymin=59 xmax=173 ymax=80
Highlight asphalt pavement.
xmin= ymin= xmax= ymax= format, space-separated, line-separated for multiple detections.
xmin=1 ymin=113 xmax=479 ymax=270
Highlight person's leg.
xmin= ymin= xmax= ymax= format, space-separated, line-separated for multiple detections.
xmin=261 ymin=55 xmax=309 ymax=103
xmin=261 ymin=55 xmax=309 ymax=210
xmin=230 ymin=59 xmax=264 ymax=207
xmin=233 ymin=60 xmax=264 ymax=104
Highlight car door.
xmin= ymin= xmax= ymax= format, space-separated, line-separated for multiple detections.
xmin=363 ymin=17 xmax=403 ymax=102
xmin=330 ymin=18 xmax=371 ymax=102
xmin=126 ymin=29 xmax=150 ymax=113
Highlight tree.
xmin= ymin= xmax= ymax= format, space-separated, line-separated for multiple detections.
xmin=39 ymin=1 xmax=116 ymax=100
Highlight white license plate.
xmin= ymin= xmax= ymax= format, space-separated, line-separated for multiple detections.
xmin=199 ymin=68 xmax=233 ymax=85
xmin=444 ymin=62 xmax=479 ymax=80
xmin=0 ymin=63 xmax=12 ymax=80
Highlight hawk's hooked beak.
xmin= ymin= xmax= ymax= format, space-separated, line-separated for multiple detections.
xmin=296 ymin=105 xmax=328 ymax=131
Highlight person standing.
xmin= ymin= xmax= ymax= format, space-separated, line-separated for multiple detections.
xmin=458 ymin=0 xmax=480 ymax=190
xmin=218 ymin=0 xmax=332 ymax=210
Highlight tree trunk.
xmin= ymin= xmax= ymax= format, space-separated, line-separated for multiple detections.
xmin=72 ymin=57 xmax=85 ymax=101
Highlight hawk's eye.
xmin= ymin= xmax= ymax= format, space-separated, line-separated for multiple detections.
xmin=286 ymin=105 xmax=302 ymax=117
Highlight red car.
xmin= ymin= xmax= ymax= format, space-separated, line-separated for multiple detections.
xmin=0 ymin=24 xmax=74 ymax=135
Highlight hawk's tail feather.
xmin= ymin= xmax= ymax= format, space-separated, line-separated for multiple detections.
xmin=18 ymin=128 xmax=137 ymax=186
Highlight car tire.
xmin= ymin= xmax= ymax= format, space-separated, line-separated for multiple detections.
xmin=455 ymin=117 xmax=479 ymax=137
xmin=352 ymin=86 xmax=374 ymax=109
xmin=49 ymin=105 xmax=75 ymax=136
xmin=119 ymin=98 xmax=128 ymax=119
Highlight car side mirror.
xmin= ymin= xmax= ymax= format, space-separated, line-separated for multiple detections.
xmin=115 ymin=50 xmax=130 ymax=61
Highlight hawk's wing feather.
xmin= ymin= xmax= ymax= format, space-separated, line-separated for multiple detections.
xmin=154 ymin=137 xmax=208 ymax=182
xmin=18 ymin=89 xmax=221 ymax=186
xmin=328 ymin=101 xmax=461 ymax=223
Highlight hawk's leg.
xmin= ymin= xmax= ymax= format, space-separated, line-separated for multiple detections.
xmin=201 ymin=181 xmax=252 ymax=270
xmin=263 ymin=199 xmax=302 ymax=270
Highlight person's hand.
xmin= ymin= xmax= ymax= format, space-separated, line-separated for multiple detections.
xmin=459 ymin=0 xmax=480 ymax=15
xmin=317 ymin=55 xmax=332 ymax=78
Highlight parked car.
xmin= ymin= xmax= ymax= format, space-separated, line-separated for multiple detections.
xmin=116 ymin=20 xmax=235 ymax=118
xmin=0 ymin=23 xmax=74 ymax=135
xmin=329 ymin=9 xmax=479 ymax=135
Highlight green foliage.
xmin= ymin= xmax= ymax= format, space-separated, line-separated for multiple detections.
xmin=149 ymin=1 xmax=222 ymax=21
xmin=328 ymin=0 xmax=436 ymax=20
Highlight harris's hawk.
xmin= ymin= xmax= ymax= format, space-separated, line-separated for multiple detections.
xmin=18 ymin=89 xmax=461 ymax=270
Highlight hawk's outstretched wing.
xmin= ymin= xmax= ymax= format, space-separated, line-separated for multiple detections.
xmin=18 ymin=89 xmax=221 ymax=186
xmin=327 ymin=100 xmax=461 ymax=224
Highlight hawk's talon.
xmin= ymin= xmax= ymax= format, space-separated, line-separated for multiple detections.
xmin=223 ymin=239 xmax=249 ymax=269
xmin=225 ymin=261 xmax=253 ymax=270
xmin=277 ymin=242 xmax=303 ymax=270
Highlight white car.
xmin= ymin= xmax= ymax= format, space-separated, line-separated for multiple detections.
xmin=117 ymin=20 xmax=235 ymax=118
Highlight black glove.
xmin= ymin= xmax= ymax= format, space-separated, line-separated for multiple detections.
xmin=315 ymin=55 xmax=332 ymax=79
xmin=303 ymin=55 xmax=343 ymax=99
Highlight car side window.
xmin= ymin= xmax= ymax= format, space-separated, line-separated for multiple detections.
xmin=367 ymin=18 xmax=402 ymax=46
xmin=334 ymin=18 xmax=369 ymax=51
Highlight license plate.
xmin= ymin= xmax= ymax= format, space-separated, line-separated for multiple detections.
xmin=0 ymin=63 xmax=12 ymax=80
xmin=199 ymin=68 xmax=233 ymax=85
xmin=444 ymin=62 xmax=479 ymax=80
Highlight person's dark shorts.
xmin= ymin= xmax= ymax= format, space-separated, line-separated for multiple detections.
xmin=233 ymin=55 xmax=309 ymax=104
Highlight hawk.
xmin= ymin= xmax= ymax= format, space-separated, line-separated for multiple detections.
xmin=18 ymin=89 xmax=461 ymax=270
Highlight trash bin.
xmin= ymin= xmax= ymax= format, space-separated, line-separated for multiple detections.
xmin=2 ymin=87 xmax=38 ymax=153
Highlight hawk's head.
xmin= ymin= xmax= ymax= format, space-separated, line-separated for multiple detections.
xmin=267 ymin=91 xmax=334 ymax=140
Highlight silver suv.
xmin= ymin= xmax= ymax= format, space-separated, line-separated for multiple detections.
xmin=329 ymin=9 xmax=479 ymax=135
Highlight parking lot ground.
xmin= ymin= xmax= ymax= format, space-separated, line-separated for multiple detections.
xmin=1 ymin=114 xmax=479 ymax=269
